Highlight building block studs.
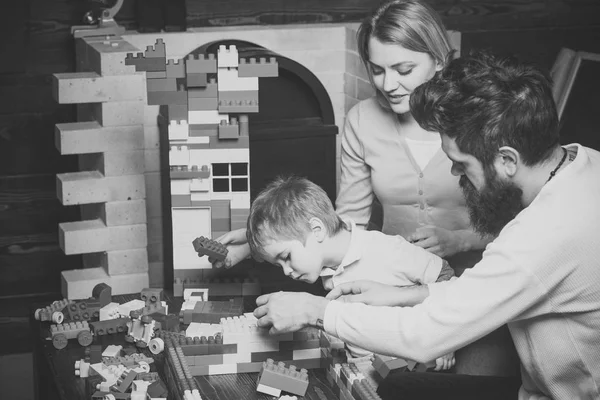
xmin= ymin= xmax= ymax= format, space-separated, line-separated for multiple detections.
xmin=218 ymin=118 xmax=240 ymax=139
xmin=186 ymin=54 xmax=217 ymax=74
xmin=257 ymin=359 xmax=309 ymax=397
xmin=192 ymin=236 xmax=228 ymax=261
xmin=217 ymin=45 xmax=239 ymax=68
xmin=238 ymin=57 xmax=278 ymax=77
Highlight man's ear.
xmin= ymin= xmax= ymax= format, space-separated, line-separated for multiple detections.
xmin=309 ymin=217 xmax=326 ymax=242
xmin=497 ymin=146 xmax=520 ymax=178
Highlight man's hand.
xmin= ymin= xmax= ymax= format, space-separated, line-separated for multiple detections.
xmin=326 ymin=280 xmax=429 ymax=307
xmin=254 ymin=292 xmax=329 ymax=335
xmin=434 ymin=352 xmax=455 ymax=371
xmin=407 ymin=225 xmax=464 ymax=258
xmin=209 ymin=228 xmax=252 ymax=269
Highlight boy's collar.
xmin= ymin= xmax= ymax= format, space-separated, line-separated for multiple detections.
xmin=320 ymin=219 xmax=362 ymax=277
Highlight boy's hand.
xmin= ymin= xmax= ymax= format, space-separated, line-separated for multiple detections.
xmin=407 ymin=225 xmax=463 ymax=258
xmin=209 ymin=229 xmax=251 ymax=269
xmin=434 ymin=352 xmax=455 ymax=371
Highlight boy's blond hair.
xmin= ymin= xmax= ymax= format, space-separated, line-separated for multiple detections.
xmin=247 ymin=176 xmax=345 ymax=261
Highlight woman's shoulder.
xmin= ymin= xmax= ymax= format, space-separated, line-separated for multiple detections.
xmin=346 ymin=97 xmax=396 ymax=128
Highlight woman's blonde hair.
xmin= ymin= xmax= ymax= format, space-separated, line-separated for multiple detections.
xmin=357 ymin=0 xmax=453 ymax=109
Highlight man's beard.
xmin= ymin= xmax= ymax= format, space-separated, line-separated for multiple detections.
xmin=459 ymin=169 xmax=524 ymax=237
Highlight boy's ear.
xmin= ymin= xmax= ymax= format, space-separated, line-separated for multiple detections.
xmin=309 ymin=217 xmax=326 ymax=242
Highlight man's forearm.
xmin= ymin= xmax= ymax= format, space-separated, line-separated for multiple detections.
xmin=456 ymin=229 xmax=494 ymax=252
xmin=393 ymin=285 xmax=430 ymax=307
xmin=306 ymin=295 xmax=329 ymax=329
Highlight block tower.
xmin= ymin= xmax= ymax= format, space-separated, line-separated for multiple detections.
xmin=53 ymin=35 xmax=151 ymax=299
xmin=126 ymin=41 xmax=278 ymax=294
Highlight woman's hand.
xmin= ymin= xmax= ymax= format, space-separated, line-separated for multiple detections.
xmin=209 ymin=228 xmax=252 ymax=269
xmin=326 ymin=280 xmax=429 ymax=307
xmin=407 ymin=225 xmax=464 ymax=258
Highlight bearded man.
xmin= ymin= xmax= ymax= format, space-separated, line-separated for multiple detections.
xmin=253 ymin=51 xmax=600 ymax=400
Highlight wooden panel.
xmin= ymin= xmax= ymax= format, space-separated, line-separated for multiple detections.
xmin=0 ymin=111 xmax=78 ymax=176
xmin=185 ymin=0 xmax=600 ymax=31
xmin=0 ymin=174 xmax=82 ymax=297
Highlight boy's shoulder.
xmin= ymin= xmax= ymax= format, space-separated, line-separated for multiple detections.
xmin=355 ymin=228 xmax=408 ymax=252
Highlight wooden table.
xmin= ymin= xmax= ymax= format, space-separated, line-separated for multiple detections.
xmin=31 ymin=292 xmax=339 ymax=400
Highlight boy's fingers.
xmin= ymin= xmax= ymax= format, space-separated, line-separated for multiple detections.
xmin=325 ymin=283 xmax=362 ymax=300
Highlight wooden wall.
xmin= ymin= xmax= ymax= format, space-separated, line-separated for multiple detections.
xmin=1 ymin=0 xmax=598 ymax=301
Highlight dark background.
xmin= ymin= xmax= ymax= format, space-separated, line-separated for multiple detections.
xmin=1 ymin=0 xmax=599 ymax=304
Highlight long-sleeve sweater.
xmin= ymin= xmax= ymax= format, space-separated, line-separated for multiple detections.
xmin=335 ymin=97 xmax=471 ymax=238
xmin=325 ymin=144 xmax=600 ymax=400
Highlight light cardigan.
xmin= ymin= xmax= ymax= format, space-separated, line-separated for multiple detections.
xmin=336 ymin=97 xmax=470 ymax=238
xmin=325 ymin=144 xmax=600 ymax=400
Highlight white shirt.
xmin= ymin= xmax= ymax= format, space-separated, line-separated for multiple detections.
xmin=320 ymin=220 xmax=443 ymax=357
xmin=324 ymin=144 xmax=600 ymax=400
xmin=405 ymin=136 xmax=442 ymax=172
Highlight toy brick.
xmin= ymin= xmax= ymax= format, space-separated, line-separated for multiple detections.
xmin=105 ymin=174 xmax=146 ymax=201
xmin=241 ymin=278 xmax=260 ymax=296
xmin=189 ymin=365 xmax=210 ymax=376
xmin=236 ymin=361 xmax=264 ymax=373
xmin=84 ymin=38 xmax=139 ymax=75
xmin=147 ymin=77 xmax=177 ymax=92
xmin=64 ymin=299 xmax=101 ymax=322
xmin=209 ymin=135 xmax=250 ymax=150
xmin=293 ymin=348 xmax=322 ymax=360
xmin=289 ymin=358 xmax=323 ymax=370
xmin=79 ymin=150 xmax=145 ymax=177
xmin=189 ymin=97 xmax=218 ymax=111
xmin=34 ymin=299 xmax=71 ymax=323
xmin=192 ymin=236 xmax=228 ymax=261
xmin=218 ymin=99 xmax=259 ymax=113
xmin=251 ymin=351 xmax=294 ymax=363
xmin=75 ymin=359 xmax=91 ymax=378
xmin=102 ymin=344 xmax=123 ymax=358
xmin=238 ymin=57 xmax=278 ymax=77
xmin=193 ymin=354 xmax=223 ymax=365
xmin=190 ymin=124 xmax=218 ymax=137
xmin=81 ymin=200 xmax=147 ymax=227
xmin=186 ymin=141 xmax=211 ymax=150
xmin=172 ymin=194 xmax=191 ymax=207
xmin=217 ymin=118 xmax=240 ymax=139
xmin=218 ymin=90 xmax=259 ymax=102
xmin=169 ymin=145 xmax=189 ymax=166
xmin=99 ymin=302 xmax=120 ymax=320
xmin=239 ymin=114 xmax=249 ymax=136
xmin=92 ymin=100 xmax=145 ymax=127
xmin=217 ymin=45 xmax=238 ymax=68
xmin=56 ymin=171 xmax=109 ymax=206
xmin=279 ymin=339 xmax=321 ymax=351
xmin=168 ymin=120 xmax=189 ymax=140
xmin=210 ymin=200 xmax=230 ymax=218
xmin=186 ymin=54 xmax=217 ymax=73
xmin=188 ymin=110 xmax=228 ymax=125
xmin=147 ymin=380 xmax=168 ymax=398
xmin=257 ymin=359 xmax=309 ymax=397
xmin=145 ymin=39 xmax=166 ymax=58
xmin=188 ymin=79 xmax=218 ymax=98
xmin=256 ymin=383 xmax=282 ymax=397
xmin=59 ymin=219 xmax=108 ymax=255
xmin=55 ymin=123 xmax=144 ymax=155
xmin=116 ymin=370 xmax=138 ymax=392
xmin=148 ymin=90 xmax=188 ymax=106
xmin=170 ymin=165 xmax=210 ymax=180
xmin=208 ymin=363 xmax=238 ymax=375
xmin=125 ymin=53 xmax=166 ymax=71
xmin=53 ymin=72 xmax=145 ymax=104
xmin=147 ymin=71 xmax=167 ymax=78
xmin=166 ymin=59 xmax=185 ymax=78
xmin=141 ymin=288 xmax=163 ymax=305
xmin=61 ymin=268 xmax=149 ymax=300
xmin=151 ymin=312 xmax=180 ymax=332
xmin=187 ymin=73 xmax=207 ymax=88
xmin=211 ymin=218 xmax=230 ymax=233
xmin=217 ymin=68 xmax=258 ymax=91
xmin=168 ymin=104 xmax=189 ymax=121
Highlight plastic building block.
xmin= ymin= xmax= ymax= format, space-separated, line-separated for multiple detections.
xmin=238 ymin=57 xmax=278 ymax=77
xmin=166 ymin=59 xmax=185 ymax=78
xmin=183 ymin=288 xmax=209 ymax=301
xmin=147 ymin=379 xmax=168 ymax=398
xmin=218 ymin=118 xmax=240 ymax=139
xmin=170 ymin=165 xmax=210 ymax=180
xmin=102 ymin=344 xmax=123 ymax=358
xmin=239 ymin=114 xmax=249 ymax=136
xmin=141 ymin=288 xmax=164 ymax=306
xmin=100 ymin=302 xmax=120 ymax=321
xmin=89 ymin=317 xmax=129 ymax=335
xmin=85 ymin=344 xmax=103 ymax=363
xmin=145 ymin=39 xmax=166 ymax=58
xmin=49 ymin=321 xmax=93 ymax=349
xmin=34 ymin=299 xmax=71 ymax=323
xmin=64 ymin=298 xmax=101 ymax=322
xmin=187 ymin=72 xmax=207 ymax=88
xmin=168 ymin=120 xmax=189 ymax=141
xmin=192 ymin=236 xmax=228 ymax=261
xmin=117 ymin=299 xmax=146 ymax=318
xmin=92 ymin=283 xmax=112 ymax=307
xmin=147 ymin=77 xmax=177 ymax=92
xmin=148 ymin=88 xmax=187 ymax=106
xmin=257 ymin=359 xmax=309 ymax=397
xmin=189 ymin=97 xmax=218 ymax=111
xmin=372 ymin=354 xmax=408 ymax=379
xmin=125 ymin=52 xmax=166 ymax=71
xmin=218 ymin=89 xmax=259 ymax=102
xmin=217 ymin=45 xmax=239 ymax=68
xmin=186 ymin=54 xmax=217 ymax=73
xmin=218 ymin=99 xmax=259 ymax=113
xmin=188 ymin=78 xmax=217 ymax=98
xmin=74 ymin=359 xmax=90 ymax=378
xmin=147 ymin=70 xmax=167 ymax=78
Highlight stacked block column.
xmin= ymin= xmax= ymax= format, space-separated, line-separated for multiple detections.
xmin=53 ymin=35 xmax=150 ymax=299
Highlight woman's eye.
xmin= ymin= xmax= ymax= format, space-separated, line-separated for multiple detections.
xmin=398 ymin=69 xmax=413 ymax=76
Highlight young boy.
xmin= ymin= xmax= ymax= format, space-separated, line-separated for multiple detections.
xmin=246 ymin=176 xmax=455 ymax=370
